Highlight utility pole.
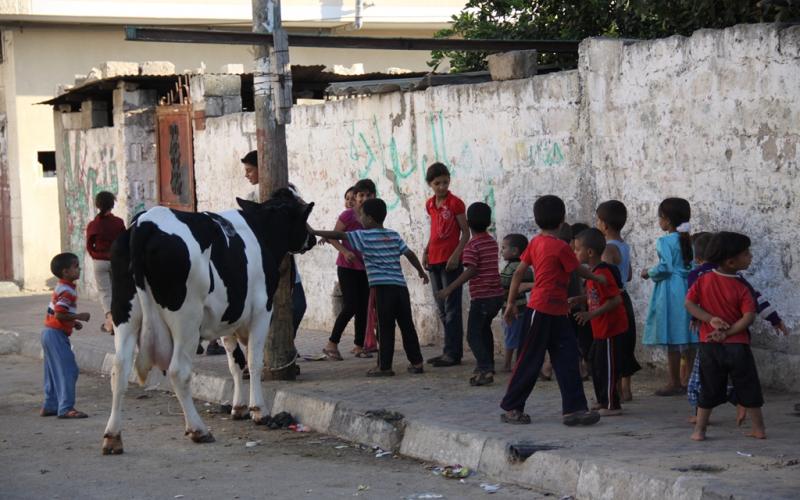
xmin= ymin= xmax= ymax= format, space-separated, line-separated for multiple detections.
xmin=253 ymin=0 xmax=296 ymax=380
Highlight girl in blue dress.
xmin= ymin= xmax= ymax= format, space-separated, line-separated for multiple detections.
xmin=641 ymin=198 xmax=697 ymax=396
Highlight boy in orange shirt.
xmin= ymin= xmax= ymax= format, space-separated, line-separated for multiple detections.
xmin=570 ymin=228 xmax=629 ymax=416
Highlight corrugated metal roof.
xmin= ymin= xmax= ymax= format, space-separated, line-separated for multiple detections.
xmin=326 ymin=71 xmax=493 ymax=96
xmin=41 ymin=65 xmax=431 ymax=106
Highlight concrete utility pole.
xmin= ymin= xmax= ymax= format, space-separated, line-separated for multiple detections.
xmin=253 ymin=0 xmax=297 ymax=380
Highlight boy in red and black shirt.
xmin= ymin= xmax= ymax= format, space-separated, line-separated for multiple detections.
xmin=570 ymin=228 xmax=629 ymax=416
xmin=685 ymin=232 xmax=764 ymax=441
xmin=501 ymin=195 xmax=607 ymax=426
xmin=438 ymin=202 xmax=505 ymax=387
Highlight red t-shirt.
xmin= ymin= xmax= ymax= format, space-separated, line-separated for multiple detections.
xmin=86 ymin=213 xmax=126 ymax=261
xmin=521 ymin=234 xmax=579 ymax=315
xmin=461 ymin=233 xmax=504 ymax=300
xmin=426 ymin=192 xmax=465 ymax=265
xmin=585 ymin=263 xmax=628 ymax=340
xmin=686 ymin=270 xmax=757 ymax=344
xmin=335 ymin=208 xmax=365 ymax=271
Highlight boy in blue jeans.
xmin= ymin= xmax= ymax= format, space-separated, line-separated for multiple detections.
xmin=499 ymin=234 xmax=534 ymax=372
xmin=312 ymin=198 xmax=429 ymax=377
xmin=41 ymin=253 xmax=91 ymax=419
xmin=501 ymin=195 xmax=606 ymax=426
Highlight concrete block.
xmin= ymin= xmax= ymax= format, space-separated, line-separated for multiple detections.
xmin=0 ymin=330 xmax=22 ymax=355
xmin=189 ymin=75 xmax=205 ymax=104
xmin=100 ymin=61 xmax=140 ymax=79
xmin=61 ymin=112 xmax=83 ymax=130
xmin=80 ymin=100 xmax=109 ymax=129
xmin=487 ymin=50 xmax=538 ymax=81
xmin=72 ymin=345 xmax=108 ymax=374
xmin=327 ymin=405 xmax=406 ymax=452
xmin=202 ymin=74 xmax=241 ymax=96
xmin=55 ymin=84 xmax=73 ymax=96
xmin=74 ymin=74 xmax=88 ymax=86
xmin=240 ymin=114 xmax=256 ymax=134
xmin=219 ymin=64 xmax=245 ymax=74
xmin=222 ymin=95 xmax=242 ymax=115
xmin=521 ymin=451 xmax=582 ymax=495
xmin=204 ymin=96 xmax=224 ymax=117
xmin=399 ymin=421 xmax=486 ymax=469
xmin=190 ymin=371 xmax=232 ymax=403
xmin=84 ymin=67 xmax=103 ymax=83
xmin=577 ymin=459 xmax=673 ymax=500
xmin=141 ymin=61 xmax=175 ymax=75
xmin=271 ymin=389 xmax=337 ymax=433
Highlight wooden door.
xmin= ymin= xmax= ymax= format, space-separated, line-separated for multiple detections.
xmin=156 ymin=104 xmax=196 ymax=212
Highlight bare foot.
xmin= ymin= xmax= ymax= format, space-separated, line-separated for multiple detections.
xmin=690 ymin=430 xmax=706 ymax=441
xmin=687 ymin=415 xmax=697 ymax=424
xmin=736 ymin=405 xmax=747 ymax=427
xmin=746 ymin=430 xmax=766 ymax=439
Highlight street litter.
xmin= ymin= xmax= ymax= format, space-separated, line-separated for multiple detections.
xmin=301 ymin=353 xmax=327 ymax=361
xmin=245 ymin=440 xmax=261 ymax=448
xmin=375 ymin=449 xmax=392 ymax=458
xmin=174 ymin=496 xmax=184 ymax=499
xmin=405 ymin=494 xmax=444 ymax=499
xmin=431 ymin=465 xmax=472 ymax=479
xmin=357 ymin=484 xmax=370 ymax=491
xmin=737 ymin=451 xmax=753 ymax=457
xmin=289 ymin=423 xmax=309 ymax=432
xmin=480 ymin=483 xmax=501 ymax=493
xmin=335 ymin=445 xmax=349 ymax=449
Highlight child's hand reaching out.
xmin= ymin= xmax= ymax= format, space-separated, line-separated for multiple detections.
xmin=573 ymin=311 xmax=593 ymax=326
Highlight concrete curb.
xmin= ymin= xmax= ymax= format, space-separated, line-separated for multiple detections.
xmin=0 ymin=330 xmax=752 ymax=499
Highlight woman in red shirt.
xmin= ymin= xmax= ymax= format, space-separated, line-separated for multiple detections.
xmin=85 ymin=191 xmax=125 ymax=334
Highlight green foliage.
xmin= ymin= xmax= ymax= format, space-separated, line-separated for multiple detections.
xmin=430 ymin=0 xmax=800 ymax=72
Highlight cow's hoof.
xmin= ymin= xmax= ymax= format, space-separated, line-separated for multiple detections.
xmin=231 ymin=405 xmax=250 ymax=421
xmin=186 ymin=430 xmax=215 ymax=443
xmin=253 ymin=415 xmax=272 ymax=426
xmin=101 ymin=433 xmax=124 ymax=455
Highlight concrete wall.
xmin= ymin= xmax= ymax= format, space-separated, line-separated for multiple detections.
xmin=6 ymin=23 xmax=444 ymax=289
xmin=53 ymin=83 xmax=159 ymax=296
xmin=192 ymin=24 xmax=800 ymax=389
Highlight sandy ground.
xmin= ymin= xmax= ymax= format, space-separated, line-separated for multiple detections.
xmin=0 ymin=355 xmax=547 ymax=500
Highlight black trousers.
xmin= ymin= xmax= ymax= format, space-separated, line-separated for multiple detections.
xmin=591 ymin=337 xmax=622 ymax=410
xmin=329 ymin=267 xmax=369 ymax=346
xmin=617 ymin=291 xmax=642 ymax=377
xmin=501 ymin=309 xmax=589 ymax=415
xmin=374 ymin=285 xmax=424 ymax=370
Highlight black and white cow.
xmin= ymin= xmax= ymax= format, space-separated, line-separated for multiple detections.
xmin=102 ymin=189 xmax=314 ymax=455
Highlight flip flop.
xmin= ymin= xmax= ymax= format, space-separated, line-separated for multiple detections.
xmin=354 ymin=351 xmax=373 ymax=358
xmin=322 ymin=348 xmax=343 ymax=361
xmin=500 ymin=410 xmax=531 ymax=425
xmin=366 ymin=367 xmax=395 ymax=377
xmin=563 ymin=410 xmax=600 ymax=426
xmin=58 ymin=409 xmax=88 ymax=419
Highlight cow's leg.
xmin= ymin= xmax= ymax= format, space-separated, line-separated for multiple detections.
xmin=101 ymin=321 xmax=138 ymax=455
xmin=167 ymin=326 xmax=214 ymax=443
xmin=221 ymin=334 xmax=248 ymax=420
xmin=247 ymin=311 xmax=271 ymax=424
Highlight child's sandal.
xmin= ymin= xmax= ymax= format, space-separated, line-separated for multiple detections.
xmin=58 ymin=409 xmax=88 ymax=419
xmin=500 ymin=410 xmax=531 ymax=425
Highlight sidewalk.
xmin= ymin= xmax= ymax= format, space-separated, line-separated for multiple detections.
xmin=2 ymin=294 xmax=799 ymax=499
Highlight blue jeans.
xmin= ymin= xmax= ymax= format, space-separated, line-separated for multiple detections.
xmin=41 ymin=328 xmax=79 ymax=415
xmin=467 ymin=296 xmax=503 ymax=373
xmin=429 ymin=263 xmax=464 ymax=360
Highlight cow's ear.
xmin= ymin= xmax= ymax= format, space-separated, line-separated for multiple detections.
xmin=236 ymin=197 xmax=261 ymax=212
xmin=302 ymin=202 xmax=314 ymax=220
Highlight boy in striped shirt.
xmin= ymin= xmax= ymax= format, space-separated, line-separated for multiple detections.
xmin=41 ymin=253 xmax=91 ymax=419
xmin=312 ymin=198 xmax=429 ymax=377
xmin=438 ymin=202 xmax=504 ymax=386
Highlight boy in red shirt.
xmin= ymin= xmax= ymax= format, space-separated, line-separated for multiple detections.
xmin=423 ymin=162 xmax=470 ymax=368
xmin=438 ymin=202 xmax=505 ymax=386
xmin=41 ymin=253 xmax=92 ymax=418
xmin=570 ymin=228 xmax=629 ymax=416
xmin=685 ymin=231 xmax=764 ymax=441
xmin=85 ymin=191 xmax=125 ymax=334
xmin=501 ymin=195 xmax=606 ymax=426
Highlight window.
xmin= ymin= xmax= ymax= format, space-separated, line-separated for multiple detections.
xmin=38 ymin=151 xmax=56 ymax=177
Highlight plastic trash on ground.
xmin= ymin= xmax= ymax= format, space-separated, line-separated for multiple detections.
xmin=480 ymin=483 xmax=501 ymax=493
xmin=405 ymin=494 xmax=444 ymax=499
xmin=431 ymin=465 xmax=472 ymax=479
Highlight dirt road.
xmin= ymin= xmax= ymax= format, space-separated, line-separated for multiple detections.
xmin=0 ymin=355 xmax=544 ymax=499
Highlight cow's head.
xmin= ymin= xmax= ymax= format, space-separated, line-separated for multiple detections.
xmin=236 ymin=187 xmax=315 ymax=255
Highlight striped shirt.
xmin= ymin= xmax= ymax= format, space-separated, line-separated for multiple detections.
xmin=44 ymin=279 xmax=78 ymax=335
xmin=462 ymin=233 xmax=504 ymax=300
xmin=347 ymin=228 xmax=409 ymax=287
